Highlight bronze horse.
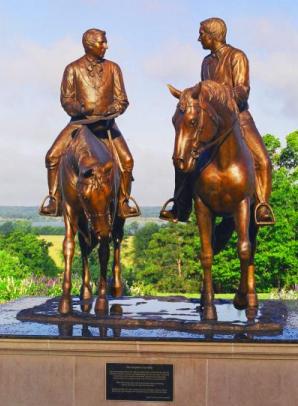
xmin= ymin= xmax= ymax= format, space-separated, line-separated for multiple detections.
xmin=169 ymin=80 xmax=259 ymax=320
xmin=58 ymin=125 xmax=124 ymax=314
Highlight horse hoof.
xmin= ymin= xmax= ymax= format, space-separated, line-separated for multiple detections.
xmin=59 ymin=296 xmax=72 ymax=315
xmin=200 ymin=292 xmax=214 ymax=308
xmin=80 ymin=302 xmax=92 ymax=313
xmin=80 ymin=285 xmax=92 ymax=301
xmin=110 ymin=304 xmax=123 ymax=316
xmin=111 ymin=285 xmax=123 ymax=297
xmin=202 ymin=305 xmax=217 ymax=321
xmin=233 ymin=291 xmax=248 ymax=310
xmin=247 ymin=293 xmax=258 ymax=308
xmin=95 ymin=296 xmax=109 ymax=314
xmin=246 ymin=306 xmax=258 ymax=321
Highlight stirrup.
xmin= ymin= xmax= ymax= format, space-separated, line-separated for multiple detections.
xmin=118 ymin=196 xmax=141 ymax=219
xmin=39 ymin=195 xmax=61 ymax=217
xmin=159 ymin=198 xmax=178 ymax=223
xmin=254 ymin=202 xmax=275 ymax=226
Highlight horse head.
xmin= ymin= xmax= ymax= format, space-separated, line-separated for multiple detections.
xmin=169 ymin=82 xmax=220 ymax=172
xmin=77 ymin=160 xmax=115 ymax=240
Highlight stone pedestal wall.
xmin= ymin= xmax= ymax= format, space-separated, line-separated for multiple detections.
xmin=0 ymin=339 xmax=297 ymax=406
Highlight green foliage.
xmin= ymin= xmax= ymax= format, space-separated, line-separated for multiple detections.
xmin=279 ymin=131 xmax=298 ymax=169
xmin=0 ymin=229 xmax=58 ymax=278
xmin=0 ymin=275 xmax=81 ymax=303
xmin=129 ymin=132 xmax=297 ymax=294
xmin=131 ymin=218 xmax=201 ymax=293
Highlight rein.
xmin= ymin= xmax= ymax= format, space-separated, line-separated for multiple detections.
xmin=191 ymin=117 xmax=238 ymax=159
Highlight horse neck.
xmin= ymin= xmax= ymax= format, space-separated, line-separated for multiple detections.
xmin=215 ymin=112 xmax=244 ymax=170
xmin=73 ymin=128 xmax=112 ymax=172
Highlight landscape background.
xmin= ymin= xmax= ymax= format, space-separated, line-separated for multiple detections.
xmin=0 ymin=1 xmax=297 ymax=301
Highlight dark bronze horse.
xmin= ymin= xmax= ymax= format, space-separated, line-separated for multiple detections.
xmin=58 ymin=125 xmax=124 ymax=314
xmin=169 ymin=80 xmax=259 ymax=320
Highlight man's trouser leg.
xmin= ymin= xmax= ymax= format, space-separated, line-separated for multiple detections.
xmin=160 ymin=168 xmax=193 ymax=223
xmin=112 ymin=135 xmax=140 ymax=218
xmin=40 ymin=123 xmax=80 ymax=216
xmin=239 ymin=110 xmax=275 ymax=224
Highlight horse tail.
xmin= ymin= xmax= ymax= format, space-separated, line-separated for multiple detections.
xmin=212 ymin=217 xmax=235 ymax=255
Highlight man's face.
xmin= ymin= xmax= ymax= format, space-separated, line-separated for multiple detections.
xmin=198 ymin=26 xmax=213 ymax=50
xmin=86 ymin=33 xmax=108 ymax=59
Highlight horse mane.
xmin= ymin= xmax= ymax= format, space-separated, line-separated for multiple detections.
xmin=199 ymin=80 xmax=238 ymax=114
xmin=179 ymin=80 xmax=238 ymax=115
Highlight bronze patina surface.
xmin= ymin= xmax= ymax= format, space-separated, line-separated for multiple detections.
xmin=160 ymin=18 xmax=276 ymax=321
xmin=39 ymin=29 xmax=140 ymax=316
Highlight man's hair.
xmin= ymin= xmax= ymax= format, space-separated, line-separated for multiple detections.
xmin=82 ymin=28 xmax=106 ymax=49
xmin=200 ymin=18 xmax=227 ymax=43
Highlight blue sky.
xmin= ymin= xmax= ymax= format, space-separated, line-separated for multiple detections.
xmin=0 ymin=0 xmax=297 ymax=205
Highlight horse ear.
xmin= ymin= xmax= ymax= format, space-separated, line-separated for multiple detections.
xmin=82 ymin=168 xmax=94 ymax=178
xmin=167 ymin=84 xmax=182 ymax=99
xmin=191 ymin=83 xmax=202 ymax=100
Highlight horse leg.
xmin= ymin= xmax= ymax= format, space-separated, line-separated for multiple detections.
xmin=78 ymin=232 xmax=93 ymax=312
xmin=59 ymin=205 xmax=77 ymax=314
xmin=111 ymin=216 xmax=125 ymax=297
xmin=95 ymin=237 xmax=110 ymax=313
xmin=247 ymin=216 xmax=258 ymax=309
xmin=194 ymin=197 xmax=217 ymax=320
xmin=233 ymin=197 xmax=252 ymax=309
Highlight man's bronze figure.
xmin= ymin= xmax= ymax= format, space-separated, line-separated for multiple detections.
xmin=40 ymin=28 xmax=139 ymax=219
xmin=160 ymin=18 xmax=274 ymax=225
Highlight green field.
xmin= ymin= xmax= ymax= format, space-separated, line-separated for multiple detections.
xmin=38 ymin=235 xmax=280 ymax=300
xmin=39 ymin=235 xmax=64 ymax=268
xmin=39 ymin=235 xmax=135 ymax=270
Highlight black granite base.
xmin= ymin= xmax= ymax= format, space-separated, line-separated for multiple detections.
xmin=0 ymin=296 xmax=297 ymax=342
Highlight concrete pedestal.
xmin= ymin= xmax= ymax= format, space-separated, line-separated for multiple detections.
xmin=0 ymin=297 xmax=297 ymax=405
xmin=0 ymin=339 xmax=298 ymax=406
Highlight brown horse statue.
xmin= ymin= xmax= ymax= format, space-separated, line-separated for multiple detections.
xmin=58 ymin=124 xmax=125 ymax=315
xmin=168 ymin=80 xmax=259 ymax=320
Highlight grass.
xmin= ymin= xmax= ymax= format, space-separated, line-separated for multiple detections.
xmin=39 ymin=235 xmax=64 ymax=268
xmin=39 ymin=235 xmax=134 ymax=270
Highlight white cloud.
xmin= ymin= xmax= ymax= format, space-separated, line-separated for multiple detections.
xmin=144 ymin=41 xmax=204 ymax=86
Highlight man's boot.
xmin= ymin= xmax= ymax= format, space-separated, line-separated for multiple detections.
xmin=160 ymin=169 xmax=192 ymax=223
xmin=39 ymin=167 xmax=62 ymax=217
xmin=118 ymin=171 xmax=140 ymax=219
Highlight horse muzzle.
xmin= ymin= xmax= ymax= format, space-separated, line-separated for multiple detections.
xmin=172 ymin=156 xmax=196 ymax=173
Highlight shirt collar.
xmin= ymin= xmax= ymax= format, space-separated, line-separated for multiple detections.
xmin=85 ymin=54 xmax=104 ymax=64
xmin=210 ymin=43 xmax=228 ymax=58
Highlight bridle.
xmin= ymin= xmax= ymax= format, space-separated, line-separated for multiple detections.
xmin=177 ymin=100 xmax=237 ymax=162
xmin=77 ymin=173 xmax=112 ymax=226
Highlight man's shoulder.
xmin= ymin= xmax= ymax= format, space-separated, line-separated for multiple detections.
xmin=64 ymin=55 xmax=86 ymax=71
xmin=103 ymin=59 xmax=122 ymax=71
xmin=225 ymin=44 xmax=248 ymax=60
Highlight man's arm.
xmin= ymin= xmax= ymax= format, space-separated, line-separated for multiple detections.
xmin=106 ymin=63 xmax=129 ymax=116
xmin=231 ymin=50 xmax=250 ymax=111
xmin=60 ymin=64 xmax=82 ymax=117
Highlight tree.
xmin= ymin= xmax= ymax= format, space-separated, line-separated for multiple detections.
xmin=0 ymin=230 xmax=58 ymax=277
xmin=279 ymin=131 xmax=298 ymax=169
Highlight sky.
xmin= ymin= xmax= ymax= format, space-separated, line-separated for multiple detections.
xmin=0 ymin=0 xmax=297 ymax=206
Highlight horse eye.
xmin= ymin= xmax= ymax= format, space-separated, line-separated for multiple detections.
xmin=189 ymin=119 xmax=197 ymax=127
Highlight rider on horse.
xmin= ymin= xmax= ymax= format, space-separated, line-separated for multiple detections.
xmin=160 ymin=18 xmax=274 ymax=226
xmin=40 ymin=28 xmax=139 ymax=219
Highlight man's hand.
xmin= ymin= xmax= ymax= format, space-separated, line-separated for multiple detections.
xmin=80 ymin=103 xmax=94 ymax=116
xmin=104 ymin=105 xmax=118 ymax=116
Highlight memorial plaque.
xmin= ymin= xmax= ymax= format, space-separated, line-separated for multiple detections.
xmin=106 ymin=363 xmax=173 ymax=401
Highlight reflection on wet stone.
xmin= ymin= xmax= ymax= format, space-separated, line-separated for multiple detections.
xmin=0 ymin=295 xmax=294 ymax=342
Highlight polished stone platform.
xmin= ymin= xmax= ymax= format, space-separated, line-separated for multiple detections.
xmin=0 ymin=297 xmax=297 ymax=406
xmin=0 ymin=296 xmax=297 ymax=342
